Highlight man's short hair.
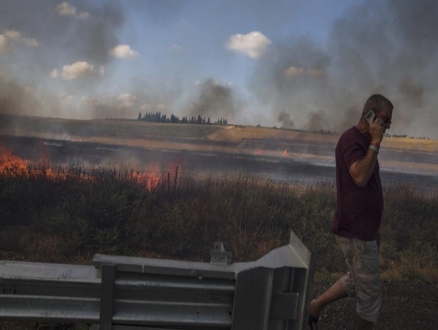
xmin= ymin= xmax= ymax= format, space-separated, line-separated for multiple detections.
xmin=362 ymin=94 xmax=393 ymax=115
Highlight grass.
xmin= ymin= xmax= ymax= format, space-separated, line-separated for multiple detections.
xmin=0 ymin=161 xmax=437 ymax=283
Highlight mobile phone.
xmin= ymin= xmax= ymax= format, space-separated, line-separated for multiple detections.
xmin=365 ymin=109 xmax=376 ymax=124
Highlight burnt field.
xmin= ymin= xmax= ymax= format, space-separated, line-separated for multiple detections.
xmin=1 ymin=132 xmax=438 ymax=196
xmin=1 ymin=114 xmax=437 ymax=182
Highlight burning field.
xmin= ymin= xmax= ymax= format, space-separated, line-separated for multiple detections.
xmin=1 ymin=114 xmax=438 ymax=195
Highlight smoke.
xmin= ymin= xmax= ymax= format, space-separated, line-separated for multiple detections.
xmin=249 ymin=37 xmax=332 ymax=130
xmin=87 ymin=77 xmax=185 ymax=120
xmin=1 ymin=0 xmax=437 ymax=139
xmin=0 ymin=79 xmax=38 ymax=116
xmin=250 ymin=0 xmax=438 ymax=137
xmin=277 ymin=111 xmax=294 ymax=129
xmin=305 ymin=110 xmax=328 ymax=132
xmin=0 ymin=0 xmax=125 ymax=118
xmin=186 ymin=80 xmax=239 ymax=121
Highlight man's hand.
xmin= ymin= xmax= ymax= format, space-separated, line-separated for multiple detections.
xmin=369 ymin=114 xmax=385 ymax=144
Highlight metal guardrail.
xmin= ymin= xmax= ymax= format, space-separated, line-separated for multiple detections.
xmin=0 ymin=231 xmax=315 ymax=330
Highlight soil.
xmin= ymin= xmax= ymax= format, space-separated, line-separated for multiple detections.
xmin=311 ymin=280 xmax=438 ymax=329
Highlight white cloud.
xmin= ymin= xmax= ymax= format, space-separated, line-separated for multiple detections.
xmin=117 ymin=93 xmax=137 ymax=107
xmin=226 ymin=31 xmax=271 ymax=59
xmin=50 ymin=69 xmax=59 ymax=78
xmin=56 ymin=2 xmax=90 ymax=20
xmin=194 ymin=80 xmax=221 ymax=87
xmin=283 ymin=67 xmax=325 ymax=77
xmin=109 ymin=44 xmax=139 ymax=59
xmin=171 ymin=44 xmax=183 ymax=51
xmin=141 ymin=103 xmax=166 ymax=112
xmin=284 ymin=66 xmax=304 ymax=76
xmin=59 ymin=61 xmax=102 ymax=80
xmin=24 ymin=38 xmax=39 ymax=47
xmin=59 ymin=93 xmax=74 ymax=105
xmin=77 ymin=12 xmax=90 ymax=20
xmin=5 ymin=30 xmax=21 ymax=40
xmin=0 ymin=34 xmax=8 ymax=52
xmin=307 ymin=68 xmax=325 ymax=77
xmin=141 ymin=104 xmax=152 ymax=111
xmin=0 ymin=30 xmax=39 ymax=51
xmin=56 ymin=2 xmax=76 ymax=16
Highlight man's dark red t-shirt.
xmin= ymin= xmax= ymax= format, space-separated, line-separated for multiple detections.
xmin=333 ymin=126 xmax=383 ymax=241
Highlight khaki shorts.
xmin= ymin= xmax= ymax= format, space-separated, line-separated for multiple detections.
xmin=335 ymin=235 xmax=381 ymax=324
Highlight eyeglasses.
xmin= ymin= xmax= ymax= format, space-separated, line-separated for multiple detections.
xmin=377 ymin=114 xmax=392 ymax=125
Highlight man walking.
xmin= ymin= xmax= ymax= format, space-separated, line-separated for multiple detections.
xmin=308 ymin=94 xmax=393 ymax=330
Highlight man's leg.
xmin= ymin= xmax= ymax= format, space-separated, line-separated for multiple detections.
xmin=308 ymin=236 xmax=357 ymax=329
xmin=309 ymin=279 xmax=348 ymax=317
xmin=350 ymin=239 xmax=381 ymax=329
xmin=308 ymin=279 xmax=348 ymax=329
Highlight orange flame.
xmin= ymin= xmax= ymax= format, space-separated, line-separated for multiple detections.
xmin=0 ymin=145 xmax=29 ymax=175
xmin=132 ymin=164 xmax=162 ymax=190
xmin=0 ymin=145 xmax=179 ymax=191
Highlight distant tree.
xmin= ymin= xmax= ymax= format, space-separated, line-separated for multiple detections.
xmin=170 ymin=114 xmax=179 ymax=123
xmin=137 ymin=111 xmax=227 ymax=126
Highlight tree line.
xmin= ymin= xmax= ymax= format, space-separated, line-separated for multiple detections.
xmin=138 ymin=112 xmax=228 ymax=125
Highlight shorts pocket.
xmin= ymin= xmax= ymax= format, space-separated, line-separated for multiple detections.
xmin=354 ymin=238 xmax=368 ymax=253
xmin=335 ymin=235 xmax=351 ymax=244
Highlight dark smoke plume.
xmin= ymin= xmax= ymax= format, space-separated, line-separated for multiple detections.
xmin=277 ymin=111 xmax=294 ymax=129
xmin=188 ymin=80 xmax=238 ymax=121
xmin=250 ymin=0 xmax=438 ymax=138
xmin=0 ymin=0 xmax=125 ymax=118
xmin=0 ymin=0 xmax=124 ymax=66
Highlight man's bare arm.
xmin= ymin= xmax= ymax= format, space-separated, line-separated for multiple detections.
xmin=349 ymin=115 xmax=384 ymax=187
xmin=349 ymin=149 xmax=379 ymax=187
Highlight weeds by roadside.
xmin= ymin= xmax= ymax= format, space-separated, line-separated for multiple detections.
xmin=0 ymin=162 xmax=437 ymax=283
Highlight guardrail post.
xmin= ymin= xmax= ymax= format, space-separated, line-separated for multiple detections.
xmin=99 ymin=263 xmax=116 ymax=330
xmin=232 ymin=267 xmax=274 ymax=330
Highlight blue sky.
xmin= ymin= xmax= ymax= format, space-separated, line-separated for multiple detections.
xmin=1 ymin=0 xmax=437 ymax=139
